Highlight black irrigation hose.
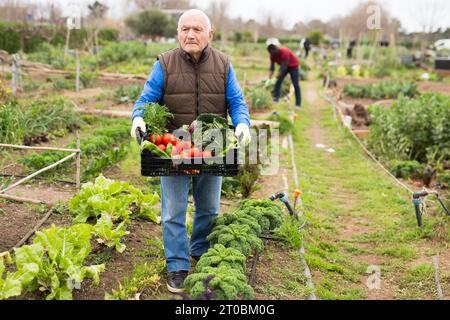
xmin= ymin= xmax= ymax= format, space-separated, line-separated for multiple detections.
xmin=248 ymin=249 xmax=260 ymax=287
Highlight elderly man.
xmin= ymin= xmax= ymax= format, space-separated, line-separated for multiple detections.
xmin=130 ymin=9 xmax=251 ymax=293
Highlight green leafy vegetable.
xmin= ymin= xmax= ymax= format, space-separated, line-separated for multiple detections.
xmin=13 ymin=224 xmax=105 ymax=300
xmin=195 ymin=244 xmax=246 ymax=273
xmin=184 ymin=266 xmax=253 ymax=300
xmin=140 ymin=103 xmax=173 ymax=136
xmin=207 ymin=224 xmax=263 ymax=256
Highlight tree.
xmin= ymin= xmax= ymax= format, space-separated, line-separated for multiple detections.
xmin=86 ymin=1 xmax=108 ymax=54
xmin=126 ymin=9 xmax=171 ymax=39
xmin=308 ymin=30 xmax=323 ymax=45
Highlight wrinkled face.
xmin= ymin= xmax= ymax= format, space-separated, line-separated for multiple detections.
xmin=178 ymin=14 xmax=213 ymax=57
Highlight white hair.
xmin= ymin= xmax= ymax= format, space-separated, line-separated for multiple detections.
xmin=177 ymin=9 xmax=212 ymax=32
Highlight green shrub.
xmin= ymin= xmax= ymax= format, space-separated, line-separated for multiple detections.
xmin=343 ymin=80 xmax=418 ymax=99
xmin=390 ymin=160 xmax=425 ymax=179
xmin=248 ymin=87 xmax=272 ymax=110
xmin=368 ymin=93 xmax=450 ymax=164
xmin=98 ymin=41 xmax=147 ymax=66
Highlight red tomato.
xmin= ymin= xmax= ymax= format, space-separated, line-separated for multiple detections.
xmin=149 ymin=134 xmax=162 ymax=145
xmin=176 ymin=141 xmax=190 ymax=153
xmin=157 ymin=144 xmax=166 ymax=152
xmin=162 ymin=133 xmax=174 ymax=145
xmin=202 ymin=150 xmax=212 ymax=158
xmin=190 ymin=147 xmax=202 ymax=158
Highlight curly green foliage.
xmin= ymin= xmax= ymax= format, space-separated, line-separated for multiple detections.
xmin=184 ymin=266 xmax=253 ymax=300
xmin=139 ymin=103 xmax=173 ymax=136
xmin=207 ymin=224 xmax=263 ymax=256
xmin=195 ymin=244 xmax=246 ymax=273
xmin=213 ymin=212 xmax=262 ymax=236
xmin=239 ymin=199 xmax=284 ymax=232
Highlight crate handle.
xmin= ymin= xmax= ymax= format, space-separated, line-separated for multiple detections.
xmin=135 ymin=127 xmax=146 ymax=145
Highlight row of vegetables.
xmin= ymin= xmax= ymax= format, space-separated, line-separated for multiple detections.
xmin=183 ymin=199 xmax=284 ymax=300
xmin=20 ymin=118 xmax=130 ymax=181
xmin=0 ymin=175 xmax=160 ymax=300
xmin=0 ymin=175 xmax=284 ymax=300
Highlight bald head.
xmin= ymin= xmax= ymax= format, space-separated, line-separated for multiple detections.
xmin=178 ymin=9 xmax=212 ymax=32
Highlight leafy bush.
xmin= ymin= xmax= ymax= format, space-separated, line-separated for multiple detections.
xmin=207 ymin=224 xmax=263 ymax=256
xmin=184 ymin=266 xmax=253 ymax=300
xmin=239 ymin=199 xmax=284 ymax=232
xmin=69 ymin=175 xmax=160 ymax=252
xmin=0 ymin=97 xmax=82 ymax=145
xmin=213 ymin=212 xmax=262 ymax=236
xmin=390 ymin=160 xmax=425 ymax=179
xmin=26 ymin=43 xmax=68 ymax=69
xmin=69 ymin=175 xmax=160 ymax=224
xmin=343 ymin=80 xmax=418 ymax=100
xmin=269 ymin=112 xmax=293 ymax=135
xmin=114 ymin=84 xmax=142 ymax=103
xmin=20 ymin=121 xmax=129 ymax=179
xmin=98 ymin=41 xmax=147 ymax=66
xmin=195 ymin=244 xmax=246 ymax=273
xmin=248 ymin=87 xmax=272 ymax=110
xmin=368 ymin=93 xmax=450 ymax=164
xmin=98 ymin=28 xmax=119 ymax=43
xmin=126 ymin=9 xmax=176 ymax=39
xmin=10 ymin=224 xmax=105 ymax=300
xmin=0 ymin=23 xmax=20 ymax=53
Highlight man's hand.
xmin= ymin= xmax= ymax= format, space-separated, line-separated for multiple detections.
xmin=268 ymin=71 xmax=274 ymax=80
xmin=235 ymin=123 xmax=251 ymax=146
xmin=130 ymin=117 xmax=146 ymax=138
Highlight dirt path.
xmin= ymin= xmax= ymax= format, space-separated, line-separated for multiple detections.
xmin=296 ymin=81 xmax=449 ymax=300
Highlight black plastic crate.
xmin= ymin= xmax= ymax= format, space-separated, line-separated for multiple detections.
xmin=136 ymin=128 xmax=239 ymax=177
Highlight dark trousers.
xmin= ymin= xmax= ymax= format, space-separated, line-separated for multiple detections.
xmin=273 ymin=67 xmax=301 ymax=107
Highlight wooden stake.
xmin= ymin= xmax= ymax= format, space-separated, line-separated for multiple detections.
xmin=76 ymin=131 xmax=81 ymax=189
xmin=0 ymin=153 xmax=76 ymax=194
xmin=13 ymin=208 xmax=53 ymax=249
xmin=0 ymin=193 xmax=47 ymax=205
xmin=75 ymin=50 xmax=80 ymax=92
xmin=0 ymin=143 xmax=80 ymax=153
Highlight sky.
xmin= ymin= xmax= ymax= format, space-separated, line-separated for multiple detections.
xmin=27 ymin=0 xmax=450 ymax=33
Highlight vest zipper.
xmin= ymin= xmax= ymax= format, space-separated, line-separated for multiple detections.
xmin=195 ymin=63 xmax=200 ymax=117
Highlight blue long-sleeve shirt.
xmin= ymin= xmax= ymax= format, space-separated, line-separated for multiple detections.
xmin=132 ymin=61 xmax=250 ymax=127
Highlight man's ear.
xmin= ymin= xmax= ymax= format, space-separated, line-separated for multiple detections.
xmin=208 ymin=30 xmax=214 ymax=42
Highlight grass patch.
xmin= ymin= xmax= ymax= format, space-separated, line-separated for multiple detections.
xmin=395 ymin=264 xmax=439 ymax=300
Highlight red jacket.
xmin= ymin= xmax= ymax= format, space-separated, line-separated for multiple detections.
xmin=270 ymin=47 xmax=300 ymax=68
